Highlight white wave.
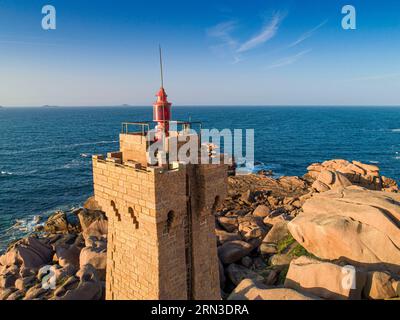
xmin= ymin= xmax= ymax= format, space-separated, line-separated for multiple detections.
xmin=62 ymin=158 xmax=85 ymax=169
xmin=9 ymin=215 xmax=42 ymax=234
xmin=1 ymin=169 xmax=39 ymax=176
xmin=80 ymin=153 xmax=91 ymax=158
xmin=368 ymin=161 xmax=380 ymax=164
xmin=392 ymin=129 xmax=400 ymax=132
xmin=235 ymin=161 xmax=282 ymax=177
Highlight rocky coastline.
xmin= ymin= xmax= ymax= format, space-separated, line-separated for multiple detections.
xmin=1 ymin=159 xmax=399 ymax=300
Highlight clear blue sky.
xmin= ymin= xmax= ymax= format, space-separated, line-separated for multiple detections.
xmin=0 ymin=0 xmax=399 ymax=106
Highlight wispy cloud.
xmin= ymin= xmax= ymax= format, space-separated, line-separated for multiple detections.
xmin=288 ymin=20 xmax=328 ymax=48
xmin=207 ymin=20 xmax=238 ymax=49
xmin=266 ymin=49 xmax=311 ymax=69
xmin=207 ymin=11 xmax=286 ymax=63
xmin=237 ymin=12 xmax=285 ymax=53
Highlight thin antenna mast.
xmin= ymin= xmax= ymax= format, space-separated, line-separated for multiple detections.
xmin=159 ymin=45 xmax=164 ymax=88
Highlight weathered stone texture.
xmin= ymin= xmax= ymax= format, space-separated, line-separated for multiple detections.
xmin=92 ymin=132 xmax=227 ymax=300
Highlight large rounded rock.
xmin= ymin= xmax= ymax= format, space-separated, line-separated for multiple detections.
xmin=252 ymin=205 xmax=270 ymax=218
xmin=307 ymin=159 xmax=398 ymax=192
xmin=317 ymin=170 xmax=335 ymax=185
xmin=23 ymin=284 xmax=47 ymax=300
xmin=284 ymin=256 xmax=367 ymax=300
xmin=76 ymin=208 xmax=107 ymax=233
xmin=311 ymin=170 xmax=352 ymax=193
xmin=215 ymin=229 xmax=241 ymax=245
xmin=54 ymin=275 xmax=102 ymax=300
xmin=55 ymin=244 xmax=81 ymax=268
xmin=269 ymin=254 xmax=293 ymax=269
xmin=54 ymin=265 xmax=102 ymax=300
xmin=6 ymin=289 xmax=24 ymax=300
xmin=1 ymin=237 xmax=53 ymax=269
xmin=217 ymin=216 xmax=238 ymax=233
xmin=0 ymin=273 xmax=17 ymax=289
xmin=302 ymin=187 xmax=400 ymax=245
xmin=363 ymin=271 xmax=397 ymax=300
xmin=83 ymin=196 xmax=102 ymax=211
xmin=260 ymin=221 xmax=289 ymax=255
xmin=0 ymin=287 xmax=18 ymax=300
xmin=240 ymin=190 xmax=255 ymax=204
xmin=228 ymin=278 xmax=319 ymax=300
xmin=82 ymin=219 xmax=108 ymax=240
xmin=15 ymin=275 xmax=36 ymax=291
xmin=79 ymin=242 xmax=107 ymax=281
xmin=226 ymin=264 xmax=264 ymax=285
xmin=288 ymin=187 xmax=400 ymax=273
xmin=44 ymin=211 xmax=69 ymax=233
xmin=218 ymin=241 xmax=254 ymax=264
xmin=311 ymin=180 xmax=330 ymax=193
xmin=263 ymin=210 xmax=291 ymax=227
xmin=238 ymin=216 xmax=266 ymax=240
xmin=289 ymin=213 xmax=400 ymax=272
xmin=53 ymin=264 xmax=78 ymax=283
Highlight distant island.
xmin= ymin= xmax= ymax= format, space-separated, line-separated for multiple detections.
xmin=41 ymin=105 xmax=60 ymax=108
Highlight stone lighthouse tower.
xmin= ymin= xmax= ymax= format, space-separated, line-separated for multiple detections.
xmin=91 ymin=50 xmax=227 ymax=300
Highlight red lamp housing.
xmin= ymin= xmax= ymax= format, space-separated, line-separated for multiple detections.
xmin=153 ymin=87 xmax=172 ymax=137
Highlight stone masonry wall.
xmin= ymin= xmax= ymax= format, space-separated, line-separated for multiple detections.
xmin=93 ymin=157 xmax=189 ymax=299
xmin=92 ymin=151 xmax=227 ymax=300
xmin=153 ymin=166 xmax=188 ymax=299
xmin=188 ymin=163 xmax=228 ymax=299
xmin=119 ymin=134 xmax=148 ymax=166
xmin=93 ymin=157 xmax=159 ymax=299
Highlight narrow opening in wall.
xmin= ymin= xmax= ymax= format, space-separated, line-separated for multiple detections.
xmin=111 ymin=200 xmax=121 ymax=221
xmin=163 ymin=210 xmax=175 ymax=234
xmin=128 ymin=207 xmax=139 ymax=229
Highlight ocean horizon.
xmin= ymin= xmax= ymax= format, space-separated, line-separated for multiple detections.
xmin=1 ymin=106 xmax=400 ymax=251
xmin=2 ymin=105 xmax=400 ymax=108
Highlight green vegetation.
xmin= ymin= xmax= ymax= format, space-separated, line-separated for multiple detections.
xmin=277 ymin=266 xmax=289 ymax=285
xmin=260 ymin=234 xmax=317 ymax=285
xmin=289 ymin=243 xmax=314 ymax=258
xmin=276 ymin=234 xmax=296 ymax=253
xmin=276 ymin=233 xmax=315 ymax=258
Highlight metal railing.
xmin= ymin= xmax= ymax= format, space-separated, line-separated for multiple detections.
xmin=121 ymin=120 xmax=202 ymax=136
xmin=121 ymin=121 xmax=151 ymax=136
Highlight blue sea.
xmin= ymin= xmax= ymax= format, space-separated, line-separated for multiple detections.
xmin=1 ymin=106 xmax=400 ymax=251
